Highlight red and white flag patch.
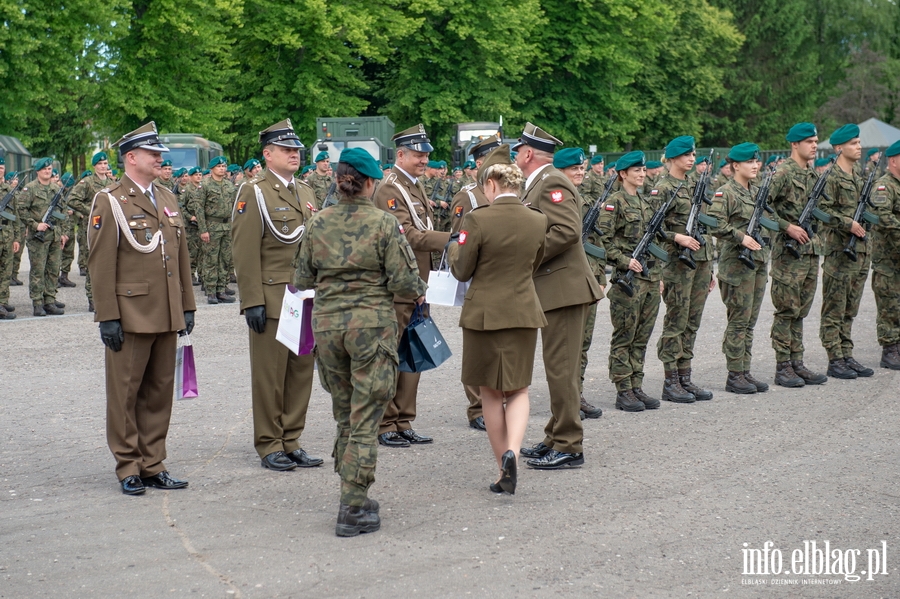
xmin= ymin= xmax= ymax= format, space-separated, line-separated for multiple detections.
xmin=550 ymin=190 xmax=564 ymax=203
xmin=605 ymin=204 xmax=615 ymax=211
xmin=398 ymin=224 xmax=405 ymax=234
xmin=877 ymin=186 xmax=886 ymax=191
xmin=650 ymin=189 xmax=659 ymax=196
xmin=307 ymin=202 xmax=317 ymax=212
xmin=714 ymin=191 xmax=724 ymax=197
xmin=458 ymin=231 xmax=468 ymax=245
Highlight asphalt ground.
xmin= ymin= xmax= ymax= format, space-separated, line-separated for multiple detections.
xmin=1 ymin=259 xmax=898 ymax=598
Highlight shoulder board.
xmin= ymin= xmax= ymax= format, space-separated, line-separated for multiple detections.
xmin=297 ymin=179 xmax=312 ymax=189
xmin=471 ymin=204 xmax=488 ymax=212
xmin=384 ymin=172 xmax=399 ymax=186
xmin=462 ymin=182 xmax=477 ymax=191
xmin=99 ymin=187 xmax=110 ymax=193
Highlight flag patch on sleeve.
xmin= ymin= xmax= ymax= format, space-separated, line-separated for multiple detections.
xmin=714 ymin=191 xmax=724 ymax=197
xmin=551 ymin=190 xmax=564 ymax=203
xmin=605 ymin=204 xmax=615 ymax=211
xmin=877 ymin=186 xmax=886 ymax=191
xmin=458 ymin=231 xmax=468 ymax=245
xmin=650 ymin=189 xmax=658 ymax=196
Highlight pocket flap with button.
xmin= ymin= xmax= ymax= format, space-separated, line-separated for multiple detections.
xmin=261 ymin=270 xmax=292 ymax=285
xmin=115 ymin=282 xmax=150 ymax=297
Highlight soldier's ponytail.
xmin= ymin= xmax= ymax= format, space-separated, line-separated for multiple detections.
xmin=336 ymin=163 xmax=367 ymax=198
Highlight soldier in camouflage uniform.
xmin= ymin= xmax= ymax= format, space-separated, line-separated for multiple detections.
xmin=67 ymin=153 xmax=113 ymax=312
xmin=598 ymin=151 xmax=663 ymax=412
xmin=642 ymin=160 xmax=664 ymax=194
xmin=20 ymin=158 xmax=68 ymax=316
xmin=294 ymin=147 xmax=426 ymax=537
xmin=153 ymin=159 xmax=175 ymax=192
xmin=188 ymin=155 xmax=236 ymax=304
xmin=579 ymin=154 xmax=605 ymax=202
xmin=870 ymin=140 xmax=900 ymax=370
xmin=818 ymin=124 xmax=874 ymax=379
xmin=655 ymin=136 xmax=714 ymax=403
xmin=180 ymin=167 xmax=203 ymax=283
xmin=57 ymin=171 xmax=81 ymax=289
xmin=767 ymin=123 xmax=829 ymax=387
xmin=0 ymin=168 xmax=21 ymax=319
xmin=708 ymin=143 xmax=770 ymax=394
xmin=306 ymin=151 xmax=334 ymax=210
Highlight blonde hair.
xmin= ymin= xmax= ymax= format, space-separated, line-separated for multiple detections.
xmin=482 ymin=163 xmax=525 ymax=191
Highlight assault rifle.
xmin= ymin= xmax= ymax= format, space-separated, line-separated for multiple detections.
xmin=0 ymin=169 xmax=33 ymax=229
xmin=678 ymin=149 xmax=718 ymax=269
xmin=34 ymin=175 xmax=78 ymax=242
xmin=737 ymin=169 xmax=779 ymax=269
xmin=321 ymin=181 xmax=338 ymax=209
xmin=784 ymin=151 xmax=839 ymax=259
xmin=614 ymin=183 xmax=682 ymax=297
xmin=581 ymin=175 xmax=616 ymax=260
xmin=843 ymin=156 xmax=883 ymax=262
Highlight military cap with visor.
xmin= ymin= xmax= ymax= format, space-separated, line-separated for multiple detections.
xmin=728 ymin=143 xmax=761 ymax=162
xmin=33 ymin=157 xmax=53 ymax=171
xmin=665 ymin=136 xmax=695 ymax=159
xmin=829 ymin=124 xmax=860 ymax=146
xmin=553 ymin=147 xmax=586 ymax=169
xmin=615 ymin=151 xmax=646 ymax=172
xmin=113 ymin=121 xmax=170 ymax=154
xmin=259 ymin=118 xmax=304 ymax=148
xmin=392 ymin=124 xmax=434 ymax=153
xmin=786 ymin=123 xmax=817 ymax=143
xmin=339 ymin=147 xmax=383 ymax=180
xmin=512 ymin=122 xmax=563 ymax=153
xmin=470 ymin=135 xmax=501 ymax=160
xmin=477 ymin=143 xmax=513 ymax=185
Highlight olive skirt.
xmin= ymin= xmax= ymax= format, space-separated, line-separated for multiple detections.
xmin=461 ymin=327 xmax=538 ymax=391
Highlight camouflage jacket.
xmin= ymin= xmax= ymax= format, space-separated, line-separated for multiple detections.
xmin=819 ymin=164 xmax=864 ymax=255
xmin=767 ymin=158 xmax=822 ymax=258
xmin=180 ymin=183 xmax=202 ymax=224
xmin=709 ymin=178 xmax=769 ymax=285
xmin=654 ymin=172 xmax=714 ymax=262
xmin=293 ymin=195 xmax=426 ymax=331
xmin=0 ymin=181 xmax=21 ymax=238
xmin=598 ymin=187 xmax=662 ymax=282
xmin=68 ymin=174 xmax=110 ymax=220
xmin=579 ymin=170 xmax=606 ymax=203
xmin=154 ymin=177 xmax=175 ymax=192
xmin=870 ymin=171 xmax=900 ymax=275
xmin=19 ymin=180 xmax=65 ymax=241
xmin=306 ymin=170 xmax=333 ymax=210
xmin=579 ymin=190 xmax=607 ymax=285
xmin=189 ymin=177 xmax=237 ymax=233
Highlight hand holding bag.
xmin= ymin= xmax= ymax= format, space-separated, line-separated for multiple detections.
xmin=275 ymin=285 xmax=316 ymax=355
xmin=425 ymin=251 xmax=469 ymax=307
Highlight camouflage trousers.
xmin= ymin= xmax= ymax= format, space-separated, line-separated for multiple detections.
xmin=77 ymin=215 xmax=89 ymax=271
xmin=60 ymin=229 xmax=76 ymax=274
xmin=770 ymin=254 xmax=818 ymax=363
xmin=186 ymin=227 xmax=201 ymax=279
xmin=872 ymin=269 xmax=900 ymax=346
xmin=200 ymin=228 xmax=232 ymax=293
xmin=819 ymin=251 xmax=869 ymax=360
xmin=608 ymin=277 xmax=660 ymax=391
xmin=25 ymin=234 xmax=61 ymax=304
xmin=657 ymin=259 xmax=712 ymax=370
xmin=11 ymin=228 xmax=25 ymax=278
xmin=719 ymin=267 xmax=767 ymax=372
xmin=315 ymin=324 xmax=399 ymax=507
xmin=0 ymin=227 xmax=15 ymax=303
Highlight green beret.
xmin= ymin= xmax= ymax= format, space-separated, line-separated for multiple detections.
xmin=61 ymin=173 xmax=74 ymax=186
xmin=202 ymin=169 xmax=209 ymax=175
xmin=243 ymin=158 xmax=260 ymax=171
xmin=786 ymin=122 xmax=817 ymax=143
xmin=765 ymin=155 xmax=778 ymax=165
xmin=208 ymin=155 xmax=227 ymax=169
xmin=829 ymin=124 xmax=860 ymax=146
xmin=161 ymin=160 xmax=172 ymax=168
xmin=340 ymin=147 xmax=383 ymax=180
xmin=664 ymin=135 xmax=695 ymax=159
xmin=813 ymin=158 xmax=830 ymax=168
xmin=0 ymin=156 xmax=4 ymax=165
xmin=553 ymin=147 xmax=587 ymax=169
xmin=437 ymin=160 xmax=447 ymax=168
xmin=52 ymin=168 xmax=59 ymax=176
xmin=463 ymin=160 xmax=476 ymax=169
xmin=91 ymin=152 xmax=108 ymax=166
xmin=509 ymin=151 xmax=517 ymax=160
xmin=80 ymin=170 xmax=92 ymax=179
xmin=425 ymin=160 xmax=439 ymax=169
xmin=696 ymin=155 xmax=711 ymax=165
xmin=188 ymin=167 xmax=202 ymax=175
xmin=590 ymin=154 xmax=604 ymax=165
xmin=718 ymin=159 xmax=727 ymax=169
xmin=616 ymin=151 xmax=646 ymax=172
xmin=646 ymin=160 xmax=664 ymax=170
xmin=885 ymin=140 xmax=900 ymax=158
xmin=866 ymin=148 xmax=880 ymax=158
xmin=727 ymin=143 xmax=760 ymax=162
xmin=227 ymin=164 xmax=241 ymax=173
xmin=111 ymin=169 xmax=119 ymax=176
xmin=382 ymin=163 xmax=394 ymax=170
xmin=300 ymin=165 xmax=314 ymax=175
xmin=314 ymin=151 xmax=329 ymax=163
xmin=5 ymin=172 xmax=15 ymax=181
xmin=452 ymin=166 xmax=462 ymax=173
xmin=34 ymin=157 xmax=53 ymax=171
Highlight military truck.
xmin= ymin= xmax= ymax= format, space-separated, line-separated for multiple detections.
xmin=312 ymin=117 xmax=395 ymax=165
xmin=157 ymin=133 xmax=225 ymax=170
xmin=0 ymin=134 xmax=33 ymax=173
xmin=451 ymin=121 xmax=519 ymax=166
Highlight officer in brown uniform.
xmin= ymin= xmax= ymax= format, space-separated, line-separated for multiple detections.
xmin=231 ymin=119 xmax=323 ymax=472
xmin=448 ymin=135 xmax=501 ymax=431
xmin=373 ymin=124 xmax=450 ymax=447
xmin=515 ymin=123 xmax=604 ymax=470
xmin=88 ymin=122 xmax=196 ymax=496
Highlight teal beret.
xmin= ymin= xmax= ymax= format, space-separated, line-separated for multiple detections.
xmin=727 ymin=143 xmax=760 ymax=162
xmin=590 ymin=154 xmax=604 ymax=165
xmin=463 ymin=160 xmax=476 ymax=169
xmin=227 ymin=164 xmax=240 ymax=173
xmin=718 ymin=159 xmax=727 ymax=169
xmin=80 ymin=170 xmax=92 ymax=179
xmin=243 ymin=158 xmax=260 ymax=171
xmin=885 ymin=141 xmax=900 ymax=158
xmin=91 ymin=152 xmax=108 ymax=166
xmin=553 ymin=147 xmax=587 ymax=169
xmin=315 ymin=151 xmax=329 ymax=163
xmin=161 ymin=160 xmax=172 ymax=168
xmin=61 ymin=173 xmax=74 ymax=186
xmin=4 ymin=172 xmax=15 ymax=181
xmin=202 ymin=169 xmax=210 ymax=175
xmin=510 ymin=151 xmax=518 ymax=159
xmin=208 ymin=155 xmax=227 ymax=169
xmin=664 ymin=135 xmax=695 ymax=159
xmin=646 ymin=160 xmax=664 ymax=169
xmin=34 ymin=157 xmax=53 ymax=171
xmin=786 ymin=122 xmax=817 ymax=142
xmin=866 ymin=148 xmax=880 ymax=158
xmin=300 ymin=165 xmax=314 ymax=175
xmin=0 ymin=157 xmax=4 ymax=165
xmin=426 ymin=160 xmax=440 ymax=169
xmin=188 ymin=167 xmax=202 ymax=175
xmin=382 ymin=163 xmax=394 ymax=170
xmin=829 ymin=124 xmax=860 ymax=146
xmin=452 ymin=166 xmax=462 ymax=173
xmin=340 ymin=147 xmax=383 ymax=180
xmin=52 ymin=168 xmax=59 ymax=176
xmin=696 ymin=155 xmax=711 ymax=165
xmin=813 ymin=158 xmax=830 ymax=168
xmin=111 ymin=169 xmax=119 ymax=176
xmin=765 ymin=155 xmax=778 ymax=165
xmin=616 ymin=151 xmax=646 ymax=172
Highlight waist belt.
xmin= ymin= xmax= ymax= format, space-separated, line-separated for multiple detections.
xmin=207 ymin=217 xmax=230 ymax=223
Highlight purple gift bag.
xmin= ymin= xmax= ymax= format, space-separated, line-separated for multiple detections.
xmin=175 ymin=334 xmax=199 ymax=399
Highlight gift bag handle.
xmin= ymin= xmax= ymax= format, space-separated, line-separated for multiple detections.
xmin=410 ymin=302 xmax=428 ymax=326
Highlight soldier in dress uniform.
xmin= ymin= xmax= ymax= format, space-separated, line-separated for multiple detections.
xmin=373 ymin=124 xmax=449 ymax=448
xmin=231 ymin=119 xmax=323 ymax=472
xmin=515 ymin=123 xmax=603 ymax=470
xmin=869 ymin=140 xmax=900 ymax=370
xmin=88 ymin=121 xmax=196 ymax=495
xmin=307 ymin=151 xmax=334 ymax=210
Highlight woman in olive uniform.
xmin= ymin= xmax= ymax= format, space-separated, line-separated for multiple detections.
xmin=294 ymin=148 xmax=427 ymax=537
xmin=449 ymin=145 xmax=548 ymax=495
xmin=598 ymin=151 xmax=664 ymax=412
xmin=707 ymin=143 xmax=770 ymax=394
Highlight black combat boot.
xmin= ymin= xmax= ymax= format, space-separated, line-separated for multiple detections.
xmin=216 ymin=292 xmax=235 ymax=303
xmin=791 ymin=360 xmax=827 ymax=384
xmin=0 ymin=306 xmax=15 ymax=320
xmin=58 ymin=273 xmax=76 ymax=288
xmin=743 ymin=371 xmax=769 ymax=392
xmin=43 ymin=303 xmax=64 ymax=315
xmin=615 ymin=389 xmax=645 ymax=412
xmin=881 ymin=344 xmax=900 ymax=371
xmin=33 ymin=302 xmax=47 ymax=317
xmin=725 ymin=371 xmax=756 ymax=394
xmin=335 ymin=503 xmax=381 ymax=537
xmin=662 ymin=370 xmax=695 ymax=403
xmin=844 ymin=357 xmax=874 ymax=377
xmin=207 ymin=294 xmax=219 ymax=305
xmin=678 ymin=368 xmax=712 ymax=400
xmin=826 ymin=358 xmax=857 ymax=379
xmin=88 ymin=300 xmax=95 ymax=313
xmin=632 ymin=387 xmax=660 ymax=409
xmin=774 ymin=361 xmax=805 ymax=388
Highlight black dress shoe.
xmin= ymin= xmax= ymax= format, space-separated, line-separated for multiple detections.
xmin=844 ymin=357 xmax=874 ymax=377
xmin=489 ymin=482 xmax=504 ymax=493
xmin=399 ymin=429 xmax=432 ymax=444
xmin=499 ymin=450 xmax=517 ymax=494
xmin=261 ymin=451 xmax=297 ymax=471
xmin=520 ymin=441 xmax=551 ymax=459
xmin=142 ymin=471 xmax=188 ymax=489
xmin=526 ymin=449 xmax=584 ymax=470
xmin=286 ymin=448 xmax=324 ymax=468
xmin=335 ymin=503 xmax=381 ymax=537
xmin=377 ymin=432 xmax=410 ymax=447
xmin=121 ymin=475 xmax=145 ymax=495
xmin=469 ymin=416 xmax=486 ymax=431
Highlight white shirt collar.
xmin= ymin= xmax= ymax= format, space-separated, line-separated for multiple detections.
xmin=269 ymin=169 xmax=294 ymax=188
xmin=395 ymin=165 xmax=417 ymax=185
xmin=525 ymin=163 xmax=551 ymax=190
xmin=131 ymin=178 xmax=156 ymax=208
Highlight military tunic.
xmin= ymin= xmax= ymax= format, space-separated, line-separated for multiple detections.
xmin=708 ymin=178 xmax=770 ymax=372
xmin=869 ymin=172 xmax=900 ymax=347
xmin=294 ymin=194 xmax=426 ymax=507
xmin=19 ymin=180 xmax=65 ymax=306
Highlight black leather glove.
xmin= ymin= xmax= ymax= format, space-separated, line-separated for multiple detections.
xmin=444 ymin=232 xmax=460 ymax=254
xmin=99 ymin=320 xmax=124 ymax=352
xmin=245 ymin=305 xmax=266 ymax=334
xmin=182 ymin=311 xmax=195 ymax=336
